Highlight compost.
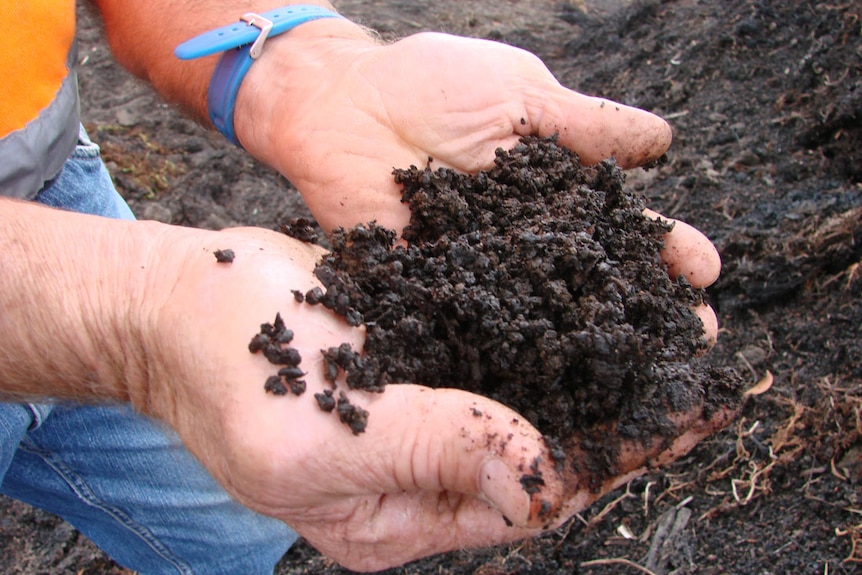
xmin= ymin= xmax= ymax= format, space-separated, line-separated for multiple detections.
xmin=275 ymin=136 xmax=743 ymax=453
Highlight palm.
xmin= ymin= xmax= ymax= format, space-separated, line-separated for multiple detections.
xmin=142 ymin=226 xmax=731 ymax=573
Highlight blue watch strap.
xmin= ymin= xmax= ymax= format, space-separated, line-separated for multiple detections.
xmin=207 ymin=47 xmax=255 ymax=145
xmin=175 ymin=5 xmax=344 ymax=145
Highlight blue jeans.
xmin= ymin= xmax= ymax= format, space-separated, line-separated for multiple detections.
xmin=1 ymin=127 xmax=297 ymax=574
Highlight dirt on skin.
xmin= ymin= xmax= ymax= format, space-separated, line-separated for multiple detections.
xmin=1 ymin=1 xmax=861 ymax=574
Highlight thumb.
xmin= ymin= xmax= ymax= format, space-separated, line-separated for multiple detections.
xmin=533 ymin=85 xmax=672 ymax=169
xmin=357 ymin=384 xmax=565 ymax=529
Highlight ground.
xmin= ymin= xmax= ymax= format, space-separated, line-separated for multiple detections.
xmin=1 ymin=0 xmax=860 ymax=574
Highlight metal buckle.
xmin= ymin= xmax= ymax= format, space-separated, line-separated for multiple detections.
xmin=240 ymin=13 xmax=274 ymax=59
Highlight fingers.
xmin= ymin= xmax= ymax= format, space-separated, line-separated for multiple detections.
xmin=351 ymin=385 xmax=561 ymax=528
xmin=644 ymin=209 xmax=721 ymax=288
xmin=292 ymin=385 xmax=563 ymax=570
xmin=641 ymin=210 xmax=721 ymax=343
xmin=694 ymin=303 xmax=719 ymax=346
xmin=533 ymin=87 xmax=672 ymax=169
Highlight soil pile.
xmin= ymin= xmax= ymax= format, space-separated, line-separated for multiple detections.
xmin=293 ymin=136 xmax=743 ymax=464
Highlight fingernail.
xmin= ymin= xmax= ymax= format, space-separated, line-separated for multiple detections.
xmin=479 ymin=458 xmax=530 ymax=527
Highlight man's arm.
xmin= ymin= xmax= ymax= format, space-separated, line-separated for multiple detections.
xmin=0 ymin=197 xmax=333 ymax=411
xmin=92 ymin=0 xmax=374 ymax=125
xmin=0 ymin=197 xmax=159 ymax=403
xmin=0 ymin=198 xmax=560 ymax=570
xmin=0 ymin=196 xmax=734 ymax=571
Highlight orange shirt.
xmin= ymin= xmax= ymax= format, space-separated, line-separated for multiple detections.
xmin=0 ymin=1 xmax=76 ymax=138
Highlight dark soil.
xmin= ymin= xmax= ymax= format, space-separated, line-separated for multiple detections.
xmin=212 ymin=248 xmax=235 ymax=263
xmin=286 ymin=137 xmax=742 ymax=486
xmin=2 ymin=1 xmax=860 ymax=574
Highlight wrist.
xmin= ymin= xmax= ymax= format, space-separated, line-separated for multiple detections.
xmin=113 ymin=221 xmax=198 ymax=411
xmin=58 ymin=218 xmax=184 ymax=408
xmin=174 ymin=6 xmax=378 ymax=150
xmin=232 ymin=18 xmax=379 ymax=162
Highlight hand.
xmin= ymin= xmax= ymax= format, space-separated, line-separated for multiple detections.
xmin=158 ymin=25 xmax=723 ymax=571
xmin=648 ymin=209 xmax=721 ymax=345
xmin=236 ymin=24 xmax=721 ymax=344
xmin=133 ymin=221 xmax=731 ymax=572
xmin=236 ymin=25 xmax=673 ymax=233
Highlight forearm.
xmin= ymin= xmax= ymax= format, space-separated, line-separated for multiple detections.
xmin=0 ymin=198 xmax=159 ymax=403
xmin=92 ymin=0 xmax=373 ymax=125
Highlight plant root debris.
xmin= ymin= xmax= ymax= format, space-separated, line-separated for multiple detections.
xmin=259 ymin=136 xmax=743 ymax=478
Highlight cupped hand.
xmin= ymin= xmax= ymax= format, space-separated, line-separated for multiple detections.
xmin=235 ymin=26 xmax=722 ymax=339
xmin=236 ymin=24 xmax=722 ymax=341
xmin=132 ymin=222 xmax=732 ymax=572
xmin=137 ymin=226 xmax=552 ymax=570
xmin=237 ymin=26 xmax=672 ymax=234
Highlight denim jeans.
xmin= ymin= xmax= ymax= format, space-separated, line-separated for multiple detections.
xmin=0 ymin=127 xmax=297 ymax=574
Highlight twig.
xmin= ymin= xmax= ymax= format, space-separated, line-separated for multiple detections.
xmin=835 ymin=522 xmax=862 ymax=563
xmin=589 ymin=483 xmax=634 ymax=526
xmin=643 ymin=481 xmax=654 ymax=517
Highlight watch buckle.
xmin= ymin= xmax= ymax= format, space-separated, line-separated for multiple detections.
xmin=240 ymin=13 xmax=274 ymax=59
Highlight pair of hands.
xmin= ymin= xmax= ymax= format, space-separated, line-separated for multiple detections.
xmin=140 ymin=28 xmax=730 ymax=572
